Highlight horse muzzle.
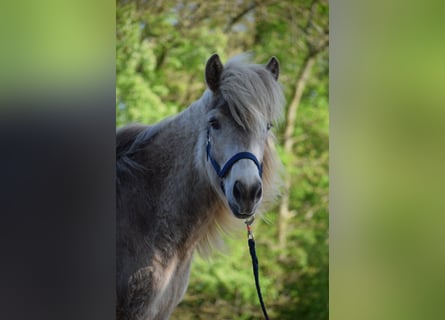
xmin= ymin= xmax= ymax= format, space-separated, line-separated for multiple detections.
xmin=228 ymin=180 xmax=262 ymax=219
xmin=206 ymin=128 xmax=264 ymax=219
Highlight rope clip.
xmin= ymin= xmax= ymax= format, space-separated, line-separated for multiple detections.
xmin=245 ymin=216 xmax=255 ymax=240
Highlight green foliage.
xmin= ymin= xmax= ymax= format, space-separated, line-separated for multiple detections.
xmin=116 ymin=0 xmax=329 ymax=318
xmin=116 ymin=3 xmax=175 ymax=126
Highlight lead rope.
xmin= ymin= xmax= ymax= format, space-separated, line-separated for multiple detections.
xmin=245 ymin=217 xmax=270 ymax=320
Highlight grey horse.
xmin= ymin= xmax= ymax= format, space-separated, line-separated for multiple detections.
xmin=116 ymin=53 xmax=284 ymax=320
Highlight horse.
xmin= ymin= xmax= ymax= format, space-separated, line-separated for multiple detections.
xmin=116 ymin=53 xmax=285 ymax=320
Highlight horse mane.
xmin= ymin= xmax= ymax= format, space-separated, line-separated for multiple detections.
xmin=218 ymin=54 xmax=285 ymax=136
xmin=116 ymin=124 xmax=147 ymax=180
xmin=116 ymin=120 xmax=170 ymax=179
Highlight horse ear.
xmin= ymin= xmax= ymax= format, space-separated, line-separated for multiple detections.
xmin=266 ymin=56 xmax=279 ymax=80
xmin=205 ymin=54 xmax=224 ymax=92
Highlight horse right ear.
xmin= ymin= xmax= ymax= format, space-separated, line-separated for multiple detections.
xmin=205 ymin=54 xmax=224 ymax=92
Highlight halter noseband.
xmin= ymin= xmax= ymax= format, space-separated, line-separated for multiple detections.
xmin=206 ymin=128 xmax=263 ymax=184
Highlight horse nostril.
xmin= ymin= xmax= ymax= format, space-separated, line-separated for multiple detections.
xmin=252 ymin=182 xmax=262 ymax=201
xmin=233 ymin=180 xmax=262 ymax=205
xmin=233 ymin=180 xmax=244 ymax=202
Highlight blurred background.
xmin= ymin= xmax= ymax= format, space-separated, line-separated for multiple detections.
xmin=1 ymin=1 xmax=444 ymax=320
xmin=116 ymin=0 xmax=329 ymax=319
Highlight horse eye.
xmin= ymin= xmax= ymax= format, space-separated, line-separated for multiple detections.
xmin=209 ymin=118 xmax=221 ymax=130
xmin=267 ymin=123 xmax=273 ymax=131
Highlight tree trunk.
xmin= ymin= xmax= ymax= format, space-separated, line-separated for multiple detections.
xmin=278 ymin=54 xmax=316 ymax=250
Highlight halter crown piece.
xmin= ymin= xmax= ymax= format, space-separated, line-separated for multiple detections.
xmin=206 ymin=128 xmax=263 ymax=182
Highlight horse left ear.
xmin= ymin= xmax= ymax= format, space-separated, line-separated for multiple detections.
xmin=205 ymin=54 xmax=224 ymax=92
xmin=266 ymin=56 xmax=279 ymax=80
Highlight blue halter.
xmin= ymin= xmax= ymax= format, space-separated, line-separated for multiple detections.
xmin=206 ymin=128 xmax=263 ymax=180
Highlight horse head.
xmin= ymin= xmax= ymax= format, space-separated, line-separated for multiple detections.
xmin=204 ymin=54 xmax=281 ymax=219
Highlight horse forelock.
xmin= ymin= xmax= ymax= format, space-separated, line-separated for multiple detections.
xmin=217 ymin=54 xmax=285 ymax=137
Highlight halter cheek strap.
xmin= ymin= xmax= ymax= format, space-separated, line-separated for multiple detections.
xmin=206 ymin=128 xmax=263 ymax=180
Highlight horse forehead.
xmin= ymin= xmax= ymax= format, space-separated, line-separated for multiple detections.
xmin=209 ymin=100 xmax=265 ymax=134
xmin=220 ymin=128 xmax=265 ymax=156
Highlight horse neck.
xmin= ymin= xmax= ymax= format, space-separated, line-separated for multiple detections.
xmin=154 ymin=98 xmax=225 ymax=249
xmin=164 ymin=99 xmax=207 ymax=182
